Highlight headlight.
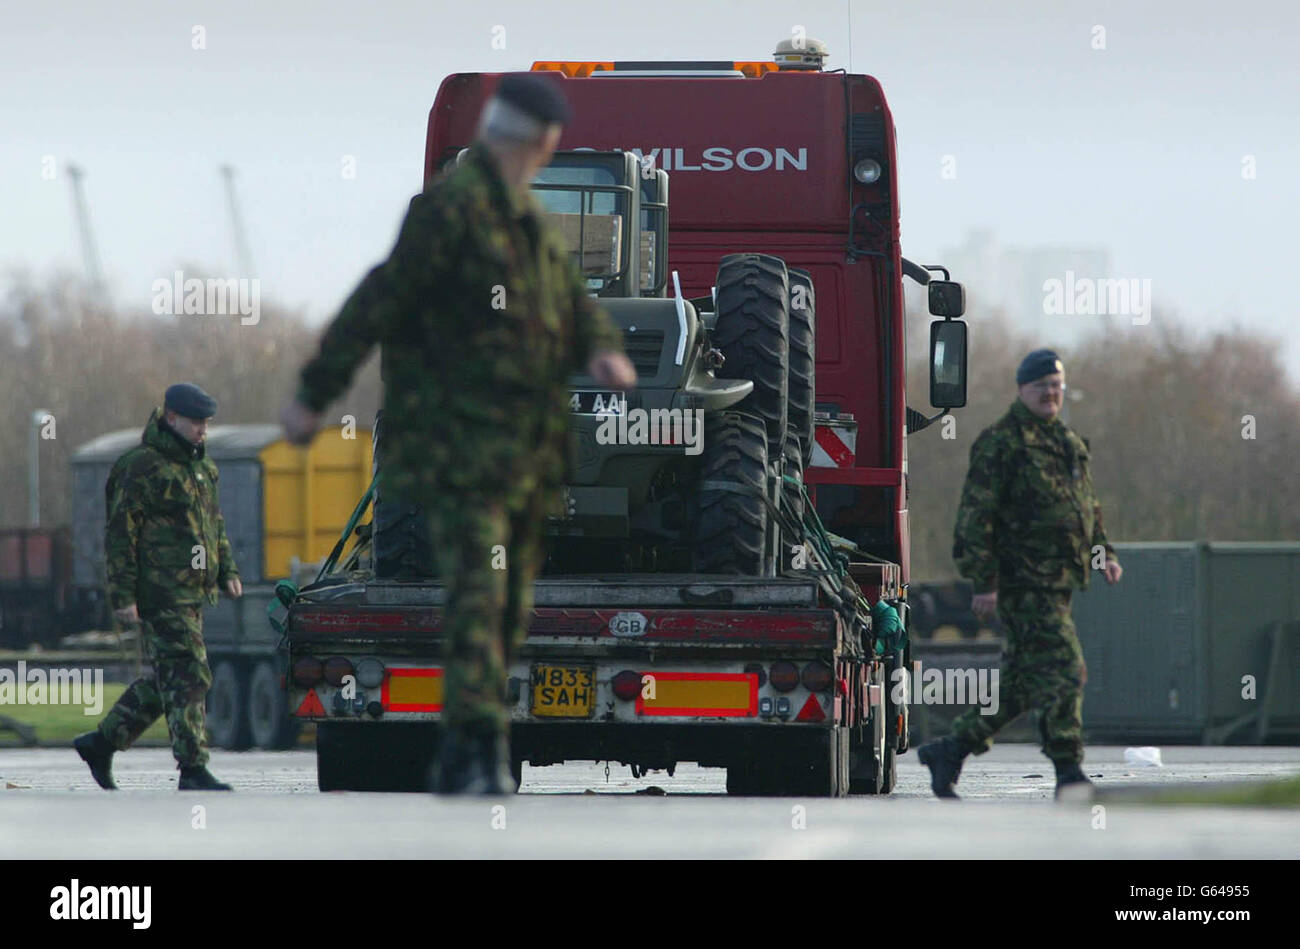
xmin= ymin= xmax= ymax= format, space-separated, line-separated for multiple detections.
xmin=853 ymin=157 xmax=882 ymax=184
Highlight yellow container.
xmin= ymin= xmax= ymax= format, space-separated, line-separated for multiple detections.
xmin=259 ymin=426 xmax=373 ymax=580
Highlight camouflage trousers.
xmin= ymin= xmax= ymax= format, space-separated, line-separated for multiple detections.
xmin=98 ymin=605 xmax=212 ymax=768
xmin=426 ymin=488 xmax=549 ymax=739
xmin=951 ymin=588 xmax=1085 ymax=766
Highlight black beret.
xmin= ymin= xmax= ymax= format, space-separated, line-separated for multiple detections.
xmin=494 ymin=73 xmax=572 ymax=126
xmin=1016 ymin=349 xmax=1064 ymax=385
xmin=164 ymin=382 xmax=217 ymax=419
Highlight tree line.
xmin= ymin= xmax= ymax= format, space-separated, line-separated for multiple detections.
xmin=3 ymin=273 xmax=1298 ymax=580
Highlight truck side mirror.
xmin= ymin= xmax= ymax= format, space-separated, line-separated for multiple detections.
xmin=928 ymin=280 xmax=965 ymax=318
xmin=930 ymin=320 xmax=968 ymax=409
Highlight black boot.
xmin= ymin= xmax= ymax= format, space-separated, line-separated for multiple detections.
xmin=428 ymin=729 xmax=516 ymax=795
xmin=1053 ymin=761 xmax=1093 ymax=800
xmin=178 ymin=765 xmax=233 ymax=791
xmin=917 ymin=735 xmax=969 ymax=799
xmin=74 ymin=731 xmax=118 ymax=790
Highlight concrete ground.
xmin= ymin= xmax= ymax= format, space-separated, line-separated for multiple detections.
xmin=1 ymin=743 xmax=1296 ymax=858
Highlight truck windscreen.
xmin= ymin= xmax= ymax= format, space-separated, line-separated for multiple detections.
xmin=533 ymin=165 xmax=626 ymax=290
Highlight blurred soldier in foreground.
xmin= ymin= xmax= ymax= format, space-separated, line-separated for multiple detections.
xmin=281 ymin=74 xmax=635 ymax=794
xmin=918 ymin=350 xmax=1122 ymax=800
xmin=75 ymin=383 xmax=242 ymax=791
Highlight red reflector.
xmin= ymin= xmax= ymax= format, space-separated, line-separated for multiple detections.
xmin=611 ymin=670 xmax=642 ymax=701
xmin=295 ymin=689 xmax=326 ymax=717
xmin=795 ymin=694 xmax=825 ymax=722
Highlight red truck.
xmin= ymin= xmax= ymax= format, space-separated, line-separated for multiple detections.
xmin=281 ymin=41 xmax=969 ymax=796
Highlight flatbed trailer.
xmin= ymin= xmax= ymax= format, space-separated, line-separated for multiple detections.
xmin=287 ymin=571 xmax=900 ymax=796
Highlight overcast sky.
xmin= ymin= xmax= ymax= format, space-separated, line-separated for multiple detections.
xmin=4 ymin=0 xmax=1298 ymax=370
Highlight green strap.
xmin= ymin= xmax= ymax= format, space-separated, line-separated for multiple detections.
xmin=267 ymin=473 xmax=377 ymax=636
xmin=315 ymin=473 xmax=379 ymax=584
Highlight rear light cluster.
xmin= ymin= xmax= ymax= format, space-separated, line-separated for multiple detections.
xmin=292 ymin=656 xmax=385 ymax=688
xmin=608 ymin=661 xmax=833 ymax=701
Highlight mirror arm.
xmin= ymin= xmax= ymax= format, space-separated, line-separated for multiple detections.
xmin=906 ymin=405 xmax=949 ymax=433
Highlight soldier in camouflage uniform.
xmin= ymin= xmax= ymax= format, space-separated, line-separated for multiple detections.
xmin=75 ymin=383 xmax=241 ymax=791
xmin=917 ymin=350 xmax=1122 ymax=800
xmin=281 ymin=74 xmax=635 ymax=794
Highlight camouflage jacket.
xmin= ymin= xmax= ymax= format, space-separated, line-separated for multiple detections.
xmin=952 ymin=399 xmax=1115 ymax=594
xmin=297 ymin=143 xmax=624 ymax=507
xmin=105 ymin=408 xmax=238 ymax=611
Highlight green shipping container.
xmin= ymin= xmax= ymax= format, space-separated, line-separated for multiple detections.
xmin=1073 ymin=542 xmax=1300 ymax=744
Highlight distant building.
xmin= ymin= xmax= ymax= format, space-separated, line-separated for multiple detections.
xmin=941 ymin=230 xmax=1113 ymax=346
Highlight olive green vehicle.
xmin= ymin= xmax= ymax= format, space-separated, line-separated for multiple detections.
xmin=373 ymin=150 xmax=816 ymax=580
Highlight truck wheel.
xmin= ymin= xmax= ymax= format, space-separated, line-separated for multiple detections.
xmin=713 ymin=253 xmax=790 ymax=455
xmin=786 ymin=268 xmax=816 ymax=468
xmin=248 ymin=660 xmax=300 ymax=750
xmin=880 ymin=744 xmax=898 ymax=794
xmin=784 ymin=727 xmax=846 ymax=797
xmin=692 ymin=412 xmax=769 ymax=576
xmin=207 ymin=660 xmax=251 ymax=751
xmin=316 ymin=722 xmax=439 ymax=792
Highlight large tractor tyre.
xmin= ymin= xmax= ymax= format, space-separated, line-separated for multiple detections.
xmin=371 ymin=409 xmax=435 ymax=580
xmin=692 ymin=413 xmax=769 ymax=576
xmin=207 ymin=660 xmax=251 ymax=751
xmin=373 ymin=497 xmax=435 ymax=579
xmin=316 ymin=722 xmax=440 ymax=792
xmin=713 ymin=254 xmax=790 ymax=455
xmin=779 ymin=434 xmax=806 ymax=573
xmin=786 ymin=268 xmax=817 ymax=468
xmin=247 ymin=660 xmax=300 ymax=750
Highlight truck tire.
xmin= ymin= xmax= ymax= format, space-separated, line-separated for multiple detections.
xmin=786 ymin=267 xmax=816 ymax=468
xmin=713 ymin=253 xmax=789 ymax=455
xmin=207 ymin=660 xmax=251 ymax=751
xmin=247 ymin=660 xmax=300 ymax=750
xmin=880 ymin=744 xmax=898 ymax=794
xmin=316 ymin=722 xmax=439 ymax=792
xmin=784 ymin=727 xmax=847 ymax=797
xmin=373 ymin=496 xmax=435 ymax=579
xmin=732 ymin=729 xmax=847 ymax=797
xmin=692 ymin=412 xmax=769 ymax=576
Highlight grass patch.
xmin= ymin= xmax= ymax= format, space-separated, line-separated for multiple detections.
xmin=1102 ymin=774 xmax=1300 ymax=807
xmin=1 ymin=683 xmax=170 ymax=746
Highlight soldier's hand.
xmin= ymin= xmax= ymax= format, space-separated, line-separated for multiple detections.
xmin=281 ymin=399 xmax=321 ymax=446
xmin=587 ymin=351 xmax=637 ymax=390
xmin=1103 ymin=560 xmax=1123 ymax=585
xmin=225 ymin=578 xmax=243 ymax=599
xmin=972 ymin=591 xmax=998 ymax=622
xmin=114 ymin=603 xmax=140 ymax=625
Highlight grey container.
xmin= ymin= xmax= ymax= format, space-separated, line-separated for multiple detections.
xmin=69 ymin=424 xmax=280 ymax=588
xmin=1073 ymin=542 xmax=1300 ymax=744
